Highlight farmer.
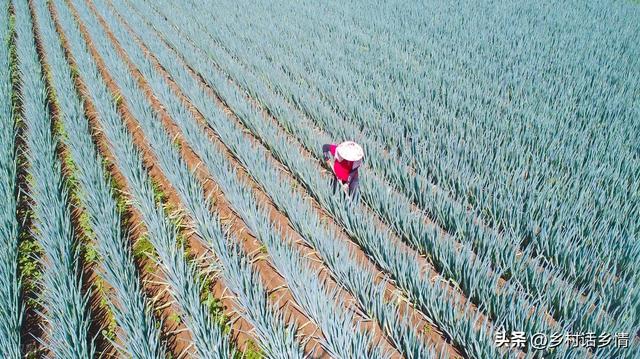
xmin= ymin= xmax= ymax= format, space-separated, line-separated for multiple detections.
xmin=322 ymin=141 xmax=364 ymax=200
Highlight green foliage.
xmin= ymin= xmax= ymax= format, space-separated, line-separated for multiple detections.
xmin=423 ymin=324 xmax=431 ymax=335
xmin=237 ymin=340 xmax=264 ymax=359
xmin=112 ymin=92 xmax=122 ymax=107
xmin=201 ymin=284 xmax=226 ymax=326
xmin=150 ymin=179 xmax=166 ymax=205
xmin=104 ymin=164 xmax=128 ymax=216
xmin=83 ymin=242 xmax=99 ymax=264
xmin=133 ymin=234 xmax=156 ymax=260
xmin=167 ymin=312 xmax=181 ymax=325
xmin=69 ymin=63 xmax=79 ymax=80
xmin=129 ymin=0 xmax=640 ymax=355
xmin=17 ymin=238 xmax=41 ymax=296
xmin=100 ymin=313 xmax=118 ymax=342
xmin=2 ymin=3 xmax=23 ymax=355
xmin=172 ymin=137 xmax=181 ymax=152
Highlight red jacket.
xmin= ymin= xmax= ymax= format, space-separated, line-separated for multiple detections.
xmin=328 ymin=144 xmax=359 ymax=182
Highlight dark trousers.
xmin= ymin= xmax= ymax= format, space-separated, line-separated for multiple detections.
xmin=331 ymin=174 xmax=360 ymax=201
xmin=323 ymin=144 xmax=360 ymax=200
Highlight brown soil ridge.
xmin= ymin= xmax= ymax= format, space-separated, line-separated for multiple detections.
xmin=108 ymin=3 xmax=466 ymax=358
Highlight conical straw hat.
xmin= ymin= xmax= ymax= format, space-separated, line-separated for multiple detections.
xmin=336 ymin=141 xmax=364 ymax=162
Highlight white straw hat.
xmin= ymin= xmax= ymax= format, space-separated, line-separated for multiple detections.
xmin=336 ymin=141 xmax=364 ymax=162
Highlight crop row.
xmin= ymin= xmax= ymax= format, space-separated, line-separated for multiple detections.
xmin=0 ymin=0 xmax=21 ymax=356
xmin=13 ymin=0 xmax=93 ymax=356
xmin=49 ymin=0 xmax=235 ymax=356
xmin=72 ymin=0 xmax=377 ymax=355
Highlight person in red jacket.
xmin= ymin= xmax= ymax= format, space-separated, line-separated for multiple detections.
xmin=322 ymin=141 xmax=364 ymax=200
